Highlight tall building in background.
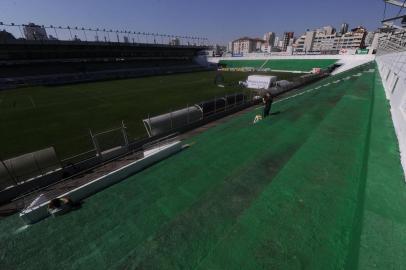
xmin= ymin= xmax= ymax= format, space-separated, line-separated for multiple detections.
xmin=274 ymin=36 xmax=280 ymax=47
xmin=282 ymin=32 xmax=294 ymax=51
xmin=23 ymin=23 xmax=48 ymax=40
xmin=263 ymin=32 xmax=275 ymax=46
xmin=227 ymin=41 xmax=234 ymax=53
xmin=322 ymin=26 xmax=335 ymax=35
xmin=294 ymin=25 xmax=367 ymax=53
xmin=304 ymin=31 xmax=316 ymax=52
xmin=340 ymin=23 xmax=349 ymax=35
xmin=169 ymin=37 xmax=180 ymax=46
xmin=231 ymin=37 xmax=265 ymax=54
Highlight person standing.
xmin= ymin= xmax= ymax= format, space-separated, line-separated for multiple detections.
xmin=263 ymin=92 xmax=273 ymax=118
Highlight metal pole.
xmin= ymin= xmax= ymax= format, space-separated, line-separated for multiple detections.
xmin=0 ymin=158 xmax=18 ymax=185
xmin=17 ymin=25 xmax=24 ymax=40
xmin=89 ymin=129 xmax=102 ymax=157
xmin=32 ymin=153 xmax=44 ymax=175
xmin=68 ymin=27 xmax=73 ymax=40
xmin=121 ymin=120 xmax=129 ymax=147
xmin=53 ymin=27 xmax=59 ymax=40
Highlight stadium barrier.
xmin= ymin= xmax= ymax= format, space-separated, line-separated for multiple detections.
xmin=376 ymin=27 xmax=406 ymax=177
xmin=143 ymin=105 xmax=203 ymax=137
xmin=143 ymin=93 xmax=247 ymax=137
xmin=0 ymin=91 xmax=258 ymax=206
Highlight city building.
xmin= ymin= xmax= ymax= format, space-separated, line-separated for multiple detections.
xmin=204 ymin=44 xmax=226 ymax=57
xmin=231 ymin=37 xmax=265 ymax=54
xmin=227 ymin=41 xmax=233 ymax=53
xmin=263 ymin=32 xmax=275 ymax=47
xmin=274 ymin=36 xmax=280 ymax=47
xmin=169 ymin=37 xmax=180 ymax=46
xmin=282 ymin=32 xmax=294 ymax=51
xmin=340 ymin=23 xmax=349 ymax=35
xmin=294 ymin=25 xmax=367 ymax=53
xmin=317 ymin=25 xmax=335 ymax=35
xmin=23 ymin=23 xmax=48 ymax=40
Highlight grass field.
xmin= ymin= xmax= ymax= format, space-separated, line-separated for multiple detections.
xmin=0 ymin=70 xmax=299 ymax=160
xmin=2 ymin=63 xmax=405 ymax=269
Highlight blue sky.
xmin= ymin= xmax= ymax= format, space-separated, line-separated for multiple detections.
xmin=0 ymin=0 xmax=401 ymax=44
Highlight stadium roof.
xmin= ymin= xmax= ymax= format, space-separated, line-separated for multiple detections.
xmin=1 ymin=62 xmax=405 ymax=269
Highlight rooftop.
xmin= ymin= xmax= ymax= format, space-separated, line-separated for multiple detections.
xmin=1 ymin=62 xmax=405 ymax=269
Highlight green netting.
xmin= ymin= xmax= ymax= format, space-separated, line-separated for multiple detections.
xmin=1 ymin=63 xmax=405 ymax=270
xmin=219 ymin=59 xmax=337 ymax=71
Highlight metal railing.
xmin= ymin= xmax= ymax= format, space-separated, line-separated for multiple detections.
xmin=0 ymin=90 xmax=254 ymax=192
xmin=377 ymin=28 xmax=406 ymax=55
xmin=0 ymin=21 xmax=209 ymax=47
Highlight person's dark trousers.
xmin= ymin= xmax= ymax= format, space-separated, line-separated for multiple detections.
xmin=263 ymin=103 xmax=271 ymax=118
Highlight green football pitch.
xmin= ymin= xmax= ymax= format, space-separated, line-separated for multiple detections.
xmin=0 ymin=71 xmax=298 ymax=160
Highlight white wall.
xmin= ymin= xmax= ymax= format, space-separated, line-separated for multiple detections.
xmin=376 ymin=51 xmax=406 ymax=178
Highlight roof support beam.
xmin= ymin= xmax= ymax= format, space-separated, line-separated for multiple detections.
xmin=384 ymin=0 xmax=406 ymax=8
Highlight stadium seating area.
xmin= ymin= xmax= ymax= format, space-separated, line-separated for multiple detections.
xmin=219 ymin=59 xmax=337 ymax=72
xmin=0 ymin=42 xmax=211 ymax=88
